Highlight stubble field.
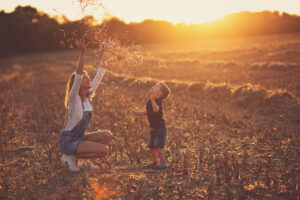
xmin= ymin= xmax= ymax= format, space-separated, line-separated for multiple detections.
xmin=0 ymin=33 xmax=299 ymax=199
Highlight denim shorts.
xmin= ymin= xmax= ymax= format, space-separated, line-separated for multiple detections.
xmin=59 ymin=130 xmax=87 ymax=155
xmin=148 ymin=126 xmax=167 ymax=149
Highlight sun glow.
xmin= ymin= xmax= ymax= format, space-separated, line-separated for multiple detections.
xmin=100 ymin=0 xmax=234 ymax=24
xmin=1 ymin=0 xmax=300 ymax=24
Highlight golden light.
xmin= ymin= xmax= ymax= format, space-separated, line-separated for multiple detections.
xmin=89 ymin=178 xmax=116 ymax=200
xmin=101 ymin=0 xmax=234 ymax=24
xmin=1 ymin=0 xmax=300 ymax=24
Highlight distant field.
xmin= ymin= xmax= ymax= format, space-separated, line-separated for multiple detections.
xmin=0 ymin=33 xmax=299 ymax=199
xmin=136 ymin=33 xmax=300 ymax=97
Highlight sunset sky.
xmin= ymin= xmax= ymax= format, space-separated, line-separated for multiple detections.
xmin=1 ymin=0 xmax=300 ymax=24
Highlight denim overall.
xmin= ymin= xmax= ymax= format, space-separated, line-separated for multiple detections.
xmin=59 ymin=100 xmax=92 ymax=155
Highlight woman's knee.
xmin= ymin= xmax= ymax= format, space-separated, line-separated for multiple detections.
xmin=104 ymin=130 xmax=113 ymax=143
xmin=108 ymin=130 xmax=113 ymax=140
xmin=98 ymin=145 xmax=109 ymax=156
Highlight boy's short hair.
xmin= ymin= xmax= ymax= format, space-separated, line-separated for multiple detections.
xmin=158 ymin=82 xmax=171 ymax=99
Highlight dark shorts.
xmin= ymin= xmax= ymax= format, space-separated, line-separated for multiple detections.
xmin=59 ymin=130 xmax=87 ymax=155
xmin=148 ymin=126 xmax=167 ymax=149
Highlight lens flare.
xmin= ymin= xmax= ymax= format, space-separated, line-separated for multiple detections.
xmin=90 ymin=179 xmax=116 ymax=200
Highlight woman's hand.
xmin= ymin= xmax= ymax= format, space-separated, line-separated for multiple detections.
xmin=100 ymin=54 xmax=107 ymax=66
xmin=75 ymin=39 xmax=87 ymax=55
xmin=75 ymin=39 xmax=89 ymax=75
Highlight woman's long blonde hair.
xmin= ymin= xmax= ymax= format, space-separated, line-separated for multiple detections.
xmin=64 ymin=70 xmax=94 ymax=108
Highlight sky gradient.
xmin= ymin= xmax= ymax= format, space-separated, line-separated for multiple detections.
xmin=1 ymin=0 xmax=300 ymax=24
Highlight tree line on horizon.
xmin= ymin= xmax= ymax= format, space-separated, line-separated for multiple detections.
xmin=0 ymin=5 xmax=300 ymax=58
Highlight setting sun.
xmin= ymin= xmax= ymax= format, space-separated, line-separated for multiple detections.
xmin=2 ymin=0 xmax=300 ymax=24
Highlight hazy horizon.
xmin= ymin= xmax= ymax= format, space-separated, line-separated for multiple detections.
xmin=1 ymin=0 xmax=300 ymax=24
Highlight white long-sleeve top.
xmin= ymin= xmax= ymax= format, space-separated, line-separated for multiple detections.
xmin=63 ymin=67 xmax=104 ymax=131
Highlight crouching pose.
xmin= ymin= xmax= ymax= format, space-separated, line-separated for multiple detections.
xmin=59 ymin=39 xmax=113 ymax=172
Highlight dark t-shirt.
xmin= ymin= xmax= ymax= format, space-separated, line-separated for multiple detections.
xmin=146 ymin=98 xmax=166 ymax=129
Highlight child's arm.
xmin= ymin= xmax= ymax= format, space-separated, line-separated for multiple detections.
xmin=132 ymin=109 xmax=147 ymax=117
xmin=151 ymin=97 xmax=160 ymax=113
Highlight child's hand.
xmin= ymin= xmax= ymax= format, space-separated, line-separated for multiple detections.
xmin=131 ymin=109 xmax=137 ymax=116
xmin=150 ymin=89 xmax=156 ymax=99
xmin=131 ymin=109 xmax=146 ymax=117
xmin=150 ymin=92 xmax=158 ymax=100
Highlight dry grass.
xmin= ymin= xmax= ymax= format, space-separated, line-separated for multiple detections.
xmin=0 ymin=34 xmax=300 ymax=200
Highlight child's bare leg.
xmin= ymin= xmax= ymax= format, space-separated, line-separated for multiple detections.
xmin=150 ymin=148 xmax=158 ymax=162
xmin=156 ymin=148 xmax=165 ymax=162
xmin=76 ymin=141 xmax=109 ymax=159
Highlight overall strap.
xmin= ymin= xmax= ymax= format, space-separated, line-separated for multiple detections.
xmin=81 ymin=100 xmax=85 ymax=110
xmin=81 ymin=99 xmax=92 ymax=110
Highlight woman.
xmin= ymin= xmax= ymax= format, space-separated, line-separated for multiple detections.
xmin=59 ymin=39 xmax=113 ymax=172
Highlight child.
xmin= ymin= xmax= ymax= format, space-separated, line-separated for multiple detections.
xmin=132 ymin=82 xmax=171 ymax=169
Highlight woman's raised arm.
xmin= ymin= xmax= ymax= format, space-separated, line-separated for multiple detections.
xmin=75 ymin=39 xmax=87 ymax=75
xmin=68 ymin=39 xmax=87 ymax=106
xmin=90 ymin=67 xmax=105 ymax=94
